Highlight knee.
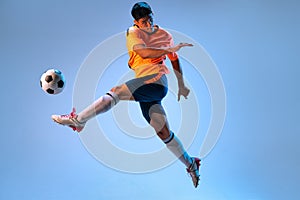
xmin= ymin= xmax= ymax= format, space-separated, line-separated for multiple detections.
xmin=110 ymin=85 xmax=122 ymax=96
xmin=110 ymin=84 xmax=132 ymax=100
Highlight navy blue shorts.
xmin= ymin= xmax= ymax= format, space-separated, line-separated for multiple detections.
xmin=125 ymin=74 xmax=168 ymax=123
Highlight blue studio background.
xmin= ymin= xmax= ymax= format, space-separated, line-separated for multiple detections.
xmin=1 ymin=0 xmax=299 ymax=199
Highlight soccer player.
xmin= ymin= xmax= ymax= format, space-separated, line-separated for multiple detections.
xmin=52 ymin=2 xmax=201 ymax=187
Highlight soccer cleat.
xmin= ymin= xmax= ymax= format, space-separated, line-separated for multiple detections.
xmin=51 ymin=108 xmax=85 ymax=132
xmin=186 ymin=157 xmax=201 ymax=188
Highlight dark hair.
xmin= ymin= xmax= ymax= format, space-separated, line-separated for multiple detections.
xmin=131 ymin=2 xmax=152 ymax=20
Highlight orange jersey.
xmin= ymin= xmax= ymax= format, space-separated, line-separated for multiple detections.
xmin=126 ymin=25 xmax=178 ymax=78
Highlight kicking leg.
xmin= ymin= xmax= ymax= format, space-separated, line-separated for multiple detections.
xmin=76 ymin=91 xmax=119 ymax=122
xmin=148 ymin=106 xmax=201 ymax=188
xmin=78 ymin=83 xmax=134 ymax=121
xmin=52 ymin=83 xmax=133 ymax=132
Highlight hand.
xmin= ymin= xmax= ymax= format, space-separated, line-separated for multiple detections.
xmin=178 ymin=85 xmax=190 ymax=101
xmin=169 ymin=43 xmax=193 ymax=53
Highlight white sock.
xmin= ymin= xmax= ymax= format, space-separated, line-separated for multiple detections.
xmin=77 ymin=91 xmax=119 ymax=123
xmin=165 ymin=132 xmax=193 ymax=168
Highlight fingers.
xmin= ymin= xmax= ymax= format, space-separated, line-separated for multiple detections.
xmin=177 ymin=90 xmax=190 ymax=101
xmin=179 ymin=42 xmax=193 ymax=47
xmin=177 ymin=94 xmax=188 ymax=101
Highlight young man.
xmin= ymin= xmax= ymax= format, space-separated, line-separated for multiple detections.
xmin=52 ymin=2 xmax=201 ymax=187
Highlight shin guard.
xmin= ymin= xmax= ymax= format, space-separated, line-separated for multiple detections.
xmin=77 ymin=91 xmax=119 ymax=123
xmin=165 ymin=132 xmax=193 ymax=168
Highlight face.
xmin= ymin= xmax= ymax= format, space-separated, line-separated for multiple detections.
xmin=134 ymin=14 xmax=154 ymax=31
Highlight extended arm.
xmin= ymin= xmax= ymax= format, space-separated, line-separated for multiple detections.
xmin=133 ymin=43 xmax=193 ymax=59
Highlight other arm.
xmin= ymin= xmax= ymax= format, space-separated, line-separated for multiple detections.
xmin=171 ymin=58 xmax=190 ymax=101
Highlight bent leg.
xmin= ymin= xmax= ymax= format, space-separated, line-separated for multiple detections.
xmin=149 ymin=106 xmax=193 ymax=168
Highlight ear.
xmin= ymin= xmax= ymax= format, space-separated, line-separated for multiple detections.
xmin=134 ymin=19 xmax=138 ymax=25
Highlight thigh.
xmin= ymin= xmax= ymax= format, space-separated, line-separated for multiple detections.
xmin=139 ymin=101 xmax=166 ymax=124
xmin=110 ymin=84 xmax=134 ymax=101
xmin=126 ymin=74 xmax=168 ymax=102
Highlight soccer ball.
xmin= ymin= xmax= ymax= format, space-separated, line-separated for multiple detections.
xmin=40 ymin=69 xmax=65 ymax=95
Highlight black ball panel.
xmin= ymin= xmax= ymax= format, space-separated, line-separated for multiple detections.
xmin=46 ymin=88 xmax=55 ymax=94
xmin=57 ymin=80 xmax=64 ymax=88
xmin=45 ymin=75 xmax=53 ymax=83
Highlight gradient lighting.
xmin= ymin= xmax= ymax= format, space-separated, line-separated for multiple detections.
xmin=1 ymin=0 xmax=299 ymax=199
